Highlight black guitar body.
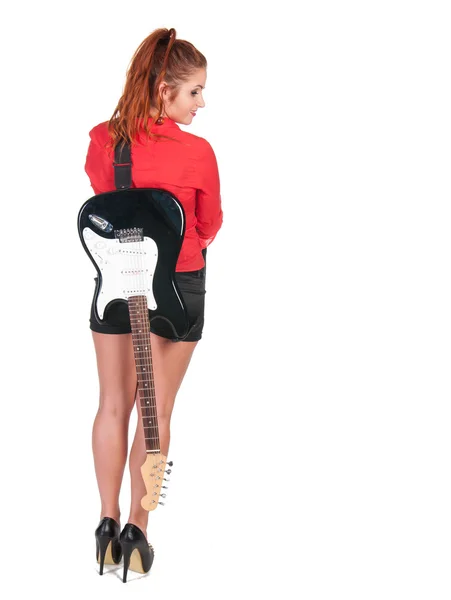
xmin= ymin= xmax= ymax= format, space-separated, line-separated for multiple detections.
xmin=77 ymin=188 xmax=190 ymax=341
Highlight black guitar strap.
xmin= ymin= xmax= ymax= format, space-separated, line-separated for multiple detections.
xmin=113 ymin=141 xmax=132 ymax=190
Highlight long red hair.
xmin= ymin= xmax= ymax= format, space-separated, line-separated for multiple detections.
xmin=106 ymin=28 xmax=207 ymax=151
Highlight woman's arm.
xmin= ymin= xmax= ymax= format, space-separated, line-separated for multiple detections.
xmin=84 ymin=127 xmax=115 ymax=194
xmin=195 ymin=141 xmax=223 ymax=249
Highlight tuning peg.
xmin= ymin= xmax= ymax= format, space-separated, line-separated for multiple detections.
xmin=167 ymin=461 xmax=173 ymax=467
xmin=160 ymin=493 xmax=166 ymax=498
xmin=162 ymin=486 xmax=168 ymax=489
xmin=165 ymin=469 xmax=172 ymax=475
xmin=158 ymin=502 xmax=165 ymax=506
xmin=164 ymin=477 xmax=170 ymax=482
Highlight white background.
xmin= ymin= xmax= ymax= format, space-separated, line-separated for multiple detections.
xmin=2 ymin=1 xmax=451 ymax=598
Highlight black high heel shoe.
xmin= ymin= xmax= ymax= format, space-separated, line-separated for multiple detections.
xmin=95 ymin=517 xmax=122 ymax=575
xmin=120 ymin=523 xmax=155 ymax=583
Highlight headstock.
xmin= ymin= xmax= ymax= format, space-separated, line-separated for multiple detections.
xmin=140 ymin=453 xmax=173 ymax=511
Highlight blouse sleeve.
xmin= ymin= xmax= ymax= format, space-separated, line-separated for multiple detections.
xmin=195 ymin=141 xmax=223 ymax=249
xmin=84 ymin=128 xmax=115 ymax=195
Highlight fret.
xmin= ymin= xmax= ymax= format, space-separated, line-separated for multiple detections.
xmin=145 ymin=437 xmax=160 ymax=440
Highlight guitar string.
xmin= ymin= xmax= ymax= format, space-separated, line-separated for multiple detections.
xmin=139 ymin=230 xmax=160 ymax=483
xmin=138 ymin=232 xmax=152 ymax=452
xmin=127 ymin=223 xmax=163 ymax=501
xmin=118 ymin=224 xmax=160 ymax=504
xmin=131 ymin=235 xmax=145 ymax=452
xmin=146 ymin=233 xmax=159 ymax=455
xmin=134 ymin=233 xmax=150 ymax=452
xmin=132 ymin=232 xmax=156 ymax=498
xmin=138 ymin=230 xmax=158 ymax=455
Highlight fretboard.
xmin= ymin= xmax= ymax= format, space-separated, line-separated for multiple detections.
xmin=129 ymin=295 xmax=160 ymax=453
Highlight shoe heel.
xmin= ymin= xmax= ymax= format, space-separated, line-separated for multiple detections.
xmin=120 ymin=523 xmax=154 ymax=583
xmin=96 ymin=535 xmax=112 ymax=576
xmin=122 ymin=542 xmax=133 ymax=583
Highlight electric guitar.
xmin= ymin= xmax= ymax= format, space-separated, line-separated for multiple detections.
xmin=78 ymin=187 xmax=189 ymax=510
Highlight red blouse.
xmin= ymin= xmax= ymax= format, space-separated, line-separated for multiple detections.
xmin=84 ymin=116 xmax=223 ymax=272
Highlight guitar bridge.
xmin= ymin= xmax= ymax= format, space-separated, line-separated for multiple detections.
xmin=115 ymin=227 xmax=144 ymax=243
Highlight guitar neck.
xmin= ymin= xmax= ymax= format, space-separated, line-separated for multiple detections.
xmin=129 ymin=295 xmax=160 ymax=454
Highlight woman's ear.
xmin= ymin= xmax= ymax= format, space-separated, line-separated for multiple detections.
xmin=158 ymin=81 xmax=170 ymax=100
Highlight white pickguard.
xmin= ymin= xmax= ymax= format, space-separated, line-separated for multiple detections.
xmin=83 ymin=227 xmax=159 ymax=319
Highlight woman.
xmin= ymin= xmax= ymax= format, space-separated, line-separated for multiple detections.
xmin=84 ymin=27 xmax=223 ymax=583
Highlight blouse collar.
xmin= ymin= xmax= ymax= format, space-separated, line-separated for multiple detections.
xmin=146 ymin=116 xmax=180 ymax=129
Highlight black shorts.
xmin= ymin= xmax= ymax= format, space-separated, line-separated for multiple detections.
xmin=89 ymin=255 xmax=207 ymax=342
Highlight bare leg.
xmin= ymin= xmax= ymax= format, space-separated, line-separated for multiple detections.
xmin=91 ymin=331 xmax=137 ymax=524
xmin=128 ymin=333 xmax=198 ymax=534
